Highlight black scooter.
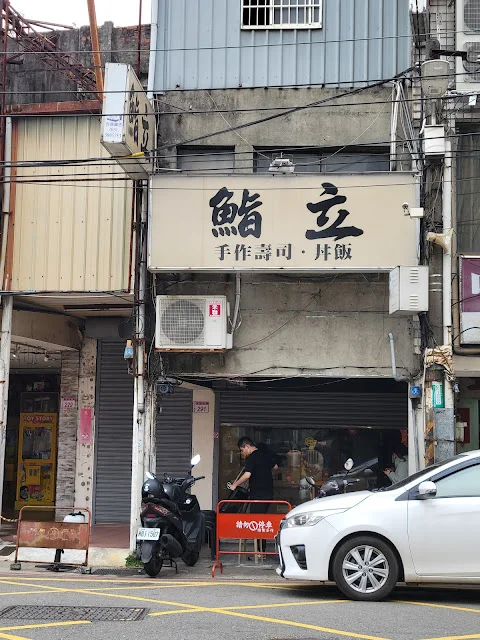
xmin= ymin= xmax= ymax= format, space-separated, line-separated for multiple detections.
xmin=137 ymin=454 xmax=206 ymax=577
xmin=305 ymin=458 xmax=375 ymax=498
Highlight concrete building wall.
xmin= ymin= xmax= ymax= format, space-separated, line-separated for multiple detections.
xmin=184 ymin=383 xmax=215 ymax=510
xmin=6 ymin=22 xmax=151 ymax=105
xmin=160 ymin=275 xmax=420 ymax=379
xmin=74 ymin=339 xmax=97 ymax=512
xmin=56 ymin=352 xmax=80 ymax=511
xmin=157 ymin=86 xmax=394 ymax=170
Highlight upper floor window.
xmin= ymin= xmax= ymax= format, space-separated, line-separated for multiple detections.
xmin=242 ymin=0 xmax=322 ymax=30
xmin=254 ymin=148 xmax=390 ymax=173
xmin=177 ymin=147 xmax=235 ymax=172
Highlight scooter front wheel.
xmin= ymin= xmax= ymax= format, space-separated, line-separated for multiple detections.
xmin=143 ymin=554 xmax=164 ymax=577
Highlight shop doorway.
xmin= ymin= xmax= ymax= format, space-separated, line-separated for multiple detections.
xmin=216 ymin=378 xmax=408 ymax=507
xmin=2 ymin=374 xmax=60 ymax=517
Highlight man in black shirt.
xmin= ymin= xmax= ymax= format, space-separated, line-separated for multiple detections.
xmin=230 ymin=437 xmax=278 ymax=507
xmin=230 ymin=437 xmax=278 ymax=554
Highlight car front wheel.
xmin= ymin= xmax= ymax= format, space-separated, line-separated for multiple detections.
xmin=332 ymin=535 xmax=398 ymax=601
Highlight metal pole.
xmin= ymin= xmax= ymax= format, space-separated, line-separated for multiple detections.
xmin=130 ymin=182 xmax=147 ymax=552
xmin=0 ymin=295 xmax=12 ymax=525
xmin=0 ymin=115 xmax=12 ymax=525
xmin=442 ymin=132 xmax=452 ymax=346
xmin=137 ymin=0 xmax=143 ymax=77
xmin=86 ymin=0 xmax=104 ymax=99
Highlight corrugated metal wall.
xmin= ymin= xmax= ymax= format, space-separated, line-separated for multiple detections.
xmin=154 ymin=0 xmax=410 ymax=91
xmin=219 ymin=391 xmax=407 ymax=429
xmin=94 ymin=340 xmax=134 ymax=523
xmin=156 ymin=389 xmax=193 ymax=477
xmin=12 ymin=117 xmax=133 ymax=292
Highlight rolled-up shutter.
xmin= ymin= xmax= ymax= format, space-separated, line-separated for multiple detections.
xmin=219 ymin=391 xmax=406 ymax=429
xmin=156 ymin=389 xmax=193 ymax=477
xmin=94 ymin=340 xmax=133 ymax=524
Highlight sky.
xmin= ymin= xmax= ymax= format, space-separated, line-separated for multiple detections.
xmin=13 ymin=0 xmax=152 ymax=29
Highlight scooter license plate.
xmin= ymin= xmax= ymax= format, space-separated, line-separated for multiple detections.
xmin=137 ymin=528 xmax=161 ymax=541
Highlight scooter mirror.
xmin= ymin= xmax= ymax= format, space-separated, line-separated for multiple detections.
xmin=305 ymin=476 xmax=316 ymax=486
xmin=145 ymin=471 xmax=155 ymax=480
xmin=191 ymin=454 xmax=201 ymax=467
xmin=344 ymin=458 xmax=354 ymax=471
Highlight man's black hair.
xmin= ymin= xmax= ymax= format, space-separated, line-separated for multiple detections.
xmin=237 ymin=436 xmax=255 ymax=448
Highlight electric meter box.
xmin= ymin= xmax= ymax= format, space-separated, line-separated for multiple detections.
xmin=389 ymin=266 xmax=429 ymax=316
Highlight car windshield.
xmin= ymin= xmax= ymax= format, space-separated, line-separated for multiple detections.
xmin=374 ymin=453 xmax=470 ymax=492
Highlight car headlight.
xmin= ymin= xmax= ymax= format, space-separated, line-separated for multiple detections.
xmin=284 ymin=509 xmax=346 ymax=528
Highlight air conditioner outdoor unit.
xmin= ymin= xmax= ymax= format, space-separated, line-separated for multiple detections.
xmin=456 ymin=0 xmax=480 ymax=92
xmin=155 ymin=295 xmax=232 ymax=351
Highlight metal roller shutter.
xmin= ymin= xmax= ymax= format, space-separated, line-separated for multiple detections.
xmin=94 ymin=340 xmax=134 ymax=524
xmin=156 ymin=389 xmax=193 ymax=477
xmin=219 ymin=391 xmax=406 ymax=429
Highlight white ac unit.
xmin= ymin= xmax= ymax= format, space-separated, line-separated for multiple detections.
xmin=456 ymin=0 xmax=480 ymax=92
xmin=155 ymin=295 xmax=232 ymax=351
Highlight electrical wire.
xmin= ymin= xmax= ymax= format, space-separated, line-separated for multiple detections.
xmin=1 ymin=26 xmax=478 ymax=56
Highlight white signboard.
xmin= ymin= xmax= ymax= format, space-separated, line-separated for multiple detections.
xmin=149 ymin=174 xmax=419 ymax=272
xmin=101 ymin=63 xmax=155 ymax=179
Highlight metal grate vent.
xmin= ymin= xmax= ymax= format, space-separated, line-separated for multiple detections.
xmin=463 ymin=42 xmax=480 ymax=81
xmin=159 ymin=299 xmax=205 ymax=346
xmin=0 ymin=606 xmax=149 ymax=622
xmin=464 ymin=0 xmax=480 ymax=32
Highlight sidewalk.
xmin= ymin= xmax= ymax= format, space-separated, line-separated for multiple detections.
xmin=0 ymin=523 xmax=283 ymax=579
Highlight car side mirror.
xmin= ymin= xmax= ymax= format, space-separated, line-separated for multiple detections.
xmin=417 ymin=480 xmax=437 ymax=499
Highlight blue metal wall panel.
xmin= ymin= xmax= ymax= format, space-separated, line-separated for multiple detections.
xmin=154 ymin=0 xmax=410 ymax=91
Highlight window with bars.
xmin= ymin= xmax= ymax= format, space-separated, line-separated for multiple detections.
xmin=242 ymin=0 xmax=322 ymax=29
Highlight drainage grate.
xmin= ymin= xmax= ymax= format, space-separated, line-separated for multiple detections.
xmin=0 ymin=606 xmax=149 ymax=622
xmin=91 ymin=568 xmax=144 ymax=576
xmin=0 ymin=546 xmax=14 ymax=557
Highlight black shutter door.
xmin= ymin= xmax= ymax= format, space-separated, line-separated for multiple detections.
xmin=219 ymin=391 xmax=406 ymax=429
xmin=94 ymin=340 xmax=133 ymax=523
xmin=156 ymin=389 xmax=193 ymax=477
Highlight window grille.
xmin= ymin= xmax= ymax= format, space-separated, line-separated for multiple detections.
xmin=242 ymin=0 xmax=322 ymax=30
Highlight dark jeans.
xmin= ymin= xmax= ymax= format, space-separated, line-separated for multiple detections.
xmin=249 ymin=497 xmax=272 ymax=552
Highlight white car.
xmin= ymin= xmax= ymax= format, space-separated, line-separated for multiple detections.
xmin=277 ymin=450 xmax=480 ymax=601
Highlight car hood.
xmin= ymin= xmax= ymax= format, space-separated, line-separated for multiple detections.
xmin=287 ymin=491 xmax=371 ymax=516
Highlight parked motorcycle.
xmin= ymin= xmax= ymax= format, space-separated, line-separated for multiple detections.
xmin=137 ymin=454 xmax=206 ymax=577
xmin=305 ymin=458 xmax=375 ymax=498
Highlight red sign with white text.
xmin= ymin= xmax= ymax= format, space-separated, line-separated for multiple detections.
xmin=208 ymin=302 xmax=222 ymax=317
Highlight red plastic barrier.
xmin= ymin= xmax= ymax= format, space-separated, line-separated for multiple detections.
xmin=211 ymin=500 xmax=292 ymax=577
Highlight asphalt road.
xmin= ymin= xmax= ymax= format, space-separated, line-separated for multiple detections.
xmin=0 ymin=571 xmax=478 ymax=640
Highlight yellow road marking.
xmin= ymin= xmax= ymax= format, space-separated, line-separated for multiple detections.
xmin=0 ymin=578 xmax=381 ymax=640
xmin=420 ymin=636 xmax=480 ymax=640
xmin=0 ymin=632 xmax=30 ymax=640
xmin=0 ymin=622 xmax=90 ymax=631
xmin=207 ymin=608 xmax=391 ymax=640
xmin=0 ymin=621 xmax=90 ymax=640
xmin=222 ymin=599 xmax=346 ymax=610
xmin=396 ymin=600 xmax=480 ymax=614
xmin=148 ymin=599 xmax=345 ymax=616
xmin=0 ymin=590 xmax=69 ymax=596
